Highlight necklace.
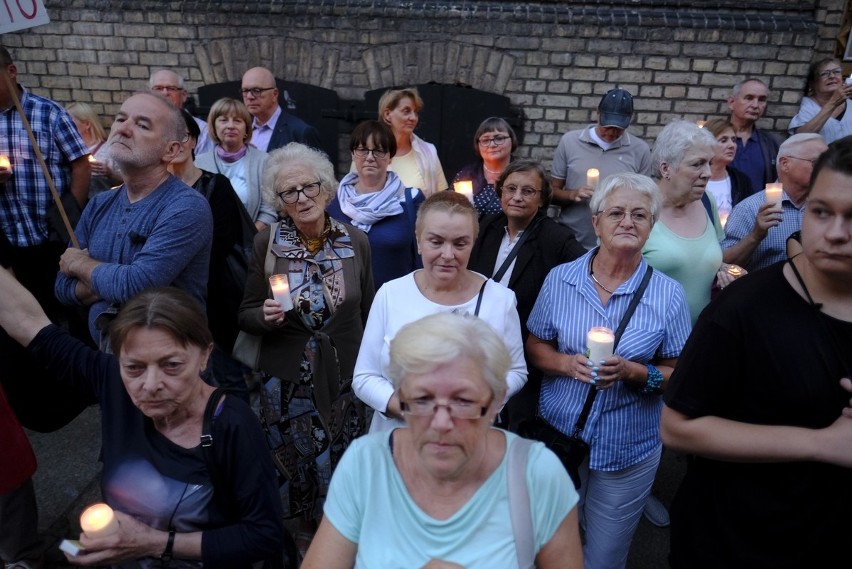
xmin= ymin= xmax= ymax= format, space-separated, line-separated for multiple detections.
xmin=483 ymin=164 xmax=504 ymax=175
xmin=591 ymin=271 xmax=615 ymax=294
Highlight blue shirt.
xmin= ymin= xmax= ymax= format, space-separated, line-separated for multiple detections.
xmin=721 ymin=189 xmax=804 ymax=272
xmin=0 ymin=87 xmax=89 ymax=246
xmin=527 ymin=249 xmax=691 ymax=471
xmin=731 ymin=130 xmax=766 ymax=195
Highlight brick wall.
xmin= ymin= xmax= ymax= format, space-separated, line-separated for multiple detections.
xmin=3 ymin=0 xmax=847 ymax=169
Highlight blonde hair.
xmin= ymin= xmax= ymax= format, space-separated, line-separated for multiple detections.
xmin=415 ymin=191 xmax=479 ymax=241
xmin=378 ymin=87 xmax=424 ymax=124
xmin=206 ymin=98 xmax=253 ymax=145
xmin=66 ymin=102 xmax=107 ymax=142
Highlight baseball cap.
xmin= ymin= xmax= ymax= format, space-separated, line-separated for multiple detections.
xmin=598 ymin=88 xmax=634 ymax=129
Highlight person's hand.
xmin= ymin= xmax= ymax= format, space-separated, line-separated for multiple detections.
xmin=594 ymin=355 xmax=632 ymax=390
xmin=828 ymin=84 xmax=852 ymax=109
xmin=0 ymin=164 xmax=11 ymax=184
xmin=420 ymin=561 xmax=465 ymax=569
xmin=59 ymin=247 xmax=91 ymax=277
xmin=716 ymin=263 xmax=747 ymax=289
xmin=262 ymin=298 xmax=286 ymax=325
xmin=840 ymin=377 xmax=852 ymax=418
xmin=753 ymin=201 xmax=783 ymax=237
xmin=817 ymin=378 xmax=852 ymax=468
xmin=65 ymin=511 xmax=164 ymax=566
xmin=565 ymin=353 xmax=595 ymax=384
xmin=574 ymin=185 xmax=595 ymax=201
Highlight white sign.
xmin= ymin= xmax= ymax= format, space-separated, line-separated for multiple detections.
xmin=0 ymin=0 xmax=50 ymax=34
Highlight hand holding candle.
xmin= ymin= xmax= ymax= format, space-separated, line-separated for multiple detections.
xmin=0 ymin=155 xmax=11 ymax=183
xmin=269 ymin=274 xmax=294 ymax=311
xmin=585 ymin=168 xmax=600 ymax=190
xmin=764 ymin=182 xmax=783 ymax=206
xmin=80 ymin=503 xmax=119 ymax=539
xmin=586 ymin=326 xmax=615 ymax=366
xmin=453 ymin=180 xmax=474 ymax=202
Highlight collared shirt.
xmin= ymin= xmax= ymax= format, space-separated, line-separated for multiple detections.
xmin=0 ymin=87 xmax=88 ymax=247
xmin=492 ymin=227 xmax=524 ymax=286
xmin=250 ymin=105 xmax=281 ymax=152
xmin=527 ymin=249 xmax=691 ymax=471
xmin=721 ymin=189 xmax=805 ymax=272
xmin=731 ymin=129 xmax=766 ymax=195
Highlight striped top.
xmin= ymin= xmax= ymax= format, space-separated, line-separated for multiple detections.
xmin=527 ymin=249 xmax=691 ymax=471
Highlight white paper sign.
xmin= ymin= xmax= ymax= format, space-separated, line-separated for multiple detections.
xmin=0 ymin=0 xmax=50 ymax=34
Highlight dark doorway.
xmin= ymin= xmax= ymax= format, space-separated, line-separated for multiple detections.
xmin=197 ymin=79 xmax=339 ymax=164
xmin=363 ymin=83 xmax=523 ymax=185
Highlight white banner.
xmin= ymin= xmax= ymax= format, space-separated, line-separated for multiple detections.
xmin=0 ymin=0 xmax=50 ymax=34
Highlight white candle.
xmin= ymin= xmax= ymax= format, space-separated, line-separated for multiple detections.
xmin=719 ymin=212 xmax=729 ymax=228
xmin=453 ymin=180 xmax=473 ymax=202
xmin=87 ymin=155 xmax=97 ymax=163
xmin=764 ymin=183 xmax=783 ymax=205
xmin=585 ymin=168 xmax=600 ymax=189
xmin=0 ymin=155 xmax=9 ymax=170
xmin=846 ymin=73 xmax=852 ymax=86
xmin=727 ymin=266 xmax=743 ymax=277
xmin=80 ymin=503 xmax=119 ymax=539
xmin=269 ymin=274 xmax=294 ymax=311
xmin=586 ymin=326 xmax=615 ymax=365
xmin=696 ymin=120 xmax=706 ymax=128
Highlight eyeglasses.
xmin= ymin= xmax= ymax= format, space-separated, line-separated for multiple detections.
xmin=478 ymin=135 xmax=510 ymax=147
xmin=353 ymin=147 xmax=389 ymax=159
xmin=152 ymin=86 xmax=184 ymax=94
xmin=399 ymin=396 xmax=492 ymax=420
xmin=241 ymin=87 xmax=276 ymax=98
xmin=277 ymin=181 xmax=322 ymax=204
xmin=596 ymin=207 xmax=652 ymax=224
xmin=503 ymin=184 xmax=541 ymax=199
xmin=787 ymin=155 xmax=817 ymax=166
xmin=818 ymin=68 xmax=843 ymax=79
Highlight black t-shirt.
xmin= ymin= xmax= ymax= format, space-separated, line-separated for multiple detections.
xmin=665 ymin=262 xmax=852 ymax=568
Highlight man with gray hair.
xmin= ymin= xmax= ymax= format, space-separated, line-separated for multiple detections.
xmin=727 ymin=78 xmax=783 ymax=194
xmin=722 ymin=133 xmax=827 ymax=271
xmin=55 ymin=92 xmax=213 ymax=348
xmin=149 ymin=69 xmax=213 ymax=154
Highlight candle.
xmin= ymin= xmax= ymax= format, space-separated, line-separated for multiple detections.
xmin=0 ymin=155 xmax=9 ymax=170
xmin=80 ymin=503 xmax=119 ymax=539
xmin=585 ymin=168 xmax=600 ymax=189
xmin=696 ymin=120 xmax=706 ymax=128
xmin=727 ymin=265 xmax=743 ymax=277
xmin=269 ymin=274 xmax=294 ymax=311
xmin=764 ymin=182 xmax=783 ymax=205
xmin=846 ymin=73 xmax=852 ymax=86
xmin=719 ymin=212 xmax=729 ymax=228
xmin=586 ymin=326 xmax=615 ymax=365
xmin=453 ymin=180 xmax=473 ymax=202
xmin=87 ymin=155 xmax=97 ymax=163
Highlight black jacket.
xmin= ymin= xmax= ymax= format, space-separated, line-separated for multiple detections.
xmin=266 ymin=110 xmax=322 ymax=152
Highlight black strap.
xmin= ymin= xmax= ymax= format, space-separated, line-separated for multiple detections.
xmin=473 ymin=279 xmax=487 ymax=316
xmin=491 ymin=216 xmax=543 ymax=283
xmin=571 ymin=265 xmax=654 ymax=436
xmin=200 ymin=387 xmax=237 ymax=517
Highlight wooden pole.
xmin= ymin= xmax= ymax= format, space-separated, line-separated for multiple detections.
xmin=0 ymin=67 xmax=79 ymax=248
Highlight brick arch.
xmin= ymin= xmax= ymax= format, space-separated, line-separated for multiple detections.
xmin=361 ymin=41 xmax=516 ymax=94
xmin=194 ymin=37 xmax=340 ymax=89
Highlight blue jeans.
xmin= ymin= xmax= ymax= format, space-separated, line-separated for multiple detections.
xmin=578 ymin=445 xmax=662 ymax=569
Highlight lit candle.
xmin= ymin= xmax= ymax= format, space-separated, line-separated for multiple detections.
xmin=764 ymin=182 xmax=783 ymax=205
xmin=80 ymin=503 xmax=119 ymax=539
xmin=87 ymin=155 xmax=97 ymax=163
xmin=585 ymin=168 xmax=600 ymax=189
xmin=727 ymin=265 xmax=743 ymax=277
xmin=453 ymin=180 xmax=473 ymax=202
xmin=0 ymin=155 xmax=9 ymax=170
xmin=719 ymin=212 xmax=729 ymax=228
xmin=846 ymin=73 xmax=852 ymax=86
xmin=696 ymin=120 xmax=706 ymax=128
xmin=586 ymin=326 xmax=615 ymax=365
xmin=269 ymin=274 xmax=294 ymax=311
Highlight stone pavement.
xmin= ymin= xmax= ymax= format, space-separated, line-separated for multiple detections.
xmin=26 ymin=405 xmax=685 ymax=568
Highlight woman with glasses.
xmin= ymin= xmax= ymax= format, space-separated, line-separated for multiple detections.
xmin=468 ymin=159 xmax=584 ymax=430
xmin=788 ymin=58 xmax=852 ymax=143
xmin=195 ymin=98 xmax=278 ymax=232
xmin=377 ymin=87 xmax=448 ymax=197
xmin=354 ymin=191 xmax=527 ymax=434
xmin=304 ymin=312 xmax=583 ymax=569
xmin=328 ymin=120 xmax=424 ymax=289
xmin=238 ymin=143 xmax=374 ymax=553
xmin=452 ymin=117 xmax=518 ymax=219
xmin=526 ymin=172 xmax=691 ymax=569
xmin=643 ymin=120 xmax=746 ymax=325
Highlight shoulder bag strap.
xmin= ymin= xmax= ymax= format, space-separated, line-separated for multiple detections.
xmin=572 ymin=266 xmax=654 ymax=436
xmin=200 ymin=388 xmax=237 ymax=517
xmin=264 ymin=222 xmax=279 ymax=279
xmin=507 ymin=436 xmax=535 ymax=569
xmin=404 ymin=187 xmax=420 ymax=266
xmin=491 ymin=217 xmax=544 ymax=284
xmin=473 ymin=279 xmax=487 ymax=316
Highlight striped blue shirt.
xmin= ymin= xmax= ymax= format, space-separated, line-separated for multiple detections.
xmin=721 ymin=189 xmax=804 ymax=272
xmin=527 ymin=249 xmax=691 ymax=471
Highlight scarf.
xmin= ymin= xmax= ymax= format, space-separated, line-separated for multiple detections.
xmin=215 ymin=144 xmax=248 ymax=163
xmin=337 ymin=170 xmax=406 ymax=232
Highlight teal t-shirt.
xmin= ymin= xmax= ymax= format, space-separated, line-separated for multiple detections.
xmin=323 ymin=429 xmax=578 ymax=569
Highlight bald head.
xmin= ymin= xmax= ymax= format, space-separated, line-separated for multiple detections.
xmin=149 ymin=69 xmax=187 ymax=109
xmin=241 ymin=66 xmax=279 ymax=123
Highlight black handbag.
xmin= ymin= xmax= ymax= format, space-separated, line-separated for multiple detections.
xmin=520 ymin=266 xmax=653 ymax=489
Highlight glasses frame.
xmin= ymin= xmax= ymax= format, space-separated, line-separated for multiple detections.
xmin=352 ymin=147 xmax=389 ymax=160
xmin=152 ymin=86 xmax=184 ymax=94
xmin=502 ymin=184 xmax=541 ymax=199
xmin=478 ymin=135 xmax=511 ymax=147
xmin=786 ymin=155 xmax=817 ymax=166
xmin=277 ymin=181 xmax=323 ymax=204
xmin=399 ymin=396 xmax=493 ymax=420
xmin=241 ymin=87 xmax=276 ymax=98
xmin=595 ymin=207 xmax=652 ymax=224
xmin=818 ymin=68 xmax=843 ymax=79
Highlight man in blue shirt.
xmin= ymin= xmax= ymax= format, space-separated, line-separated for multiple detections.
xmin=728 ymin=78 xmax=783 ymax=194
xmin=55 ymin=92 xmax=213 ymax=348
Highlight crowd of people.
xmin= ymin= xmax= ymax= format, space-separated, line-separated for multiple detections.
xmin=1 ymin=40 xmax=851 ymax=569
